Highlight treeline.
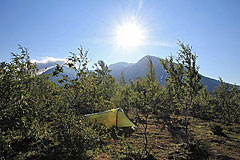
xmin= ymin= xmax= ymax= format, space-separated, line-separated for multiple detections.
xmin=0 ymin=43 xmax=240 ymax=159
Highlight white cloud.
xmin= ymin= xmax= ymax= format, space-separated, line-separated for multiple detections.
xmin=146 ymin=41 xmax=175 ymax=47
xmin=31 ymin=57 xmax=66 ymax=64
xmin=31 ymin=57 xmax=66 ymax=73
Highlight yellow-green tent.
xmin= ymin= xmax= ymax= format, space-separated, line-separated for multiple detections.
xmin=84 ymin=108 xmax=136 ymax=128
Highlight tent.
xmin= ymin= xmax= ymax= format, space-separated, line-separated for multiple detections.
xmin=84 ymin=108 xmax=136 ymax=128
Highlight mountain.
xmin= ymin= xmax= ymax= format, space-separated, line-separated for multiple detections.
xmin=42 ymin=55 xmax=235 ymax=92
xmin=109 ymin=56 xmax=168 ymax=85
xmin=109 ymin=55 xmax=223 ymax=92
xmin=43 ymin=66 xmax=76 ymax=82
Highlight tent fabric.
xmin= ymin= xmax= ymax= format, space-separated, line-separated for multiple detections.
xmin=84 ymin=108 xmax=136 ymax=128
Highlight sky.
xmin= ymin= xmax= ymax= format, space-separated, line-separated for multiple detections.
xmin=1 ymin=0 xmax=240 ymax=84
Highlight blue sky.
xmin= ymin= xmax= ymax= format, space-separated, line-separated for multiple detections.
xmin=1 ymin=0 xmax=240 ymax=84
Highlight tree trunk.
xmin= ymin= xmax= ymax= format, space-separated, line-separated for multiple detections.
xmin=185 ymin=107 xmax=189 ymax=144
xmin=226 ymin=99 xmax=231 ymax=123
xmin=144 ymin=113 xmax=149 ymax=156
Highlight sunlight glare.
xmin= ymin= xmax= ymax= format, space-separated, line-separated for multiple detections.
xmin=116 ymin=22 xmax=144 ymax=48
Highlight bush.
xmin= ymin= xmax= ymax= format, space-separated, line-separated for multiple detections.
xmin=0 ymin=49 xmax=109 ymax=159
xmin=39 ymin=117 xmax=109 ymax=159
xmin=109 ymin=135 xmax=156 ymax=160
xmin=168 ymin=141 xmax=210 ymax=160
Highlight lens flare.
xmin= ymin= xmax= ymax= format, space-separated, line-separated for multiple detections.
xmin=116 ymin=22 xmax=144 ymax=48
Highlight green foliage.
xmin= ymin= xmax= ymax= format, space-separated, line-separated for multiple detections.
xmin=193 ymin=78 xmax=240 ymax=124
xmin=161 ymin=41 xmax=202 ymax=115
xmin=213 ymin=78 xmax=240 ymax=123
xmin=53 ymin=47 xmax=117 ymax=114
xmin=109 ymin=136 xmax=135 ymax=160
xmin=109 ymin=136 xmax=156 ymax=160
xmin=161 ymin=41 xmax=202 ymax=143
xmin=39 ymin=117 xmax=109 ymax=159
xmin=112 ymin=84 xmax=133 ymax=117
xmin=124 ymin=57 xmax=161 ymax=157
xmin=1 ymin=43 xmax=240 ymax=159
xmin=0 ymin=46 xmax=109 ymax=159
xmin=194 ymin=87 xmax=213 ymax=120
xmin=119 ymin=72 xmax=126 ymax=87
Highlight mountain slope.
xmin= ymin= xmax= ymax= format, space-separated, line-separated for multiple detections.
xmin=43 ymin=66 xmax=76 ymax=82
xmin=109 ymin=56 xmax=168 ymax=83
xmin=43 ymin=55 xmax=234 ymax=92
xmin=109 ymin=55 xmax=223 ymax=91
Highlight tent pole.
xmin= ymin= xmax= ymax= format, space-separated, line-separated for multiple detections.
xmin=116 ymin=108 xmax=119 ymax=129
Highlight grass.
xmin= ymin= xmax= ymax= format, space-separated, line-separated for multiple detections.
xmin=95 ymin=115 xmax=240 ymax=160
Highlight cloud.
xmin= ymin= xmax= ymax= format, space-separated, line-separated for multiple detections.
xmin=31 ymin=57 xmax=66 ymax=72
xmin=31 ymin=57 xmax=66 ymax=64
xmin=146 ymin=41 xmax=175 ymax=47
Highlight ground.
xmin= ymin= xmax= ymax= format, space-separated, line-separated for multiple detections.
xmin=94 ymin=115 xmax=240 ymax=160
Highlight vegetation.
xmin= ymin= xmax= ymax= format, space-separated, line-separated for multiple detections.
xmin=160 ymin=41 xmax=202 ymax=143
xmin=0 ymin=43 xmax=240 ymax=159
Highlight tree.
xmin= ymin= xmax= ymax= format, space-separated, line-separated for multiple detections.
xmin=94 ymin=60 xmax=117 ymax=102
xmin=213 ymin=78 xmax=239 ymax=123
xmin=54 ymin=48 xmax=116 ymax=114
xmin=119 ymin=72 xmax=126 ymax=87
xmin=230 ymin=85 xmax=240 ymax=123
xmin=0 ymin=46 xmax=109 ymax=159
xmin=0 ymin=46 xmax=64 ymax=159
xmin=195 ymin=86 xmax=213 ymax=120
xmin=161 ymin=41 xmax=202 ymax=143
xmin=130 ymin=57 xmax=160 ymax=157
xmin=112 ymin=84 xmax=132 ymax=117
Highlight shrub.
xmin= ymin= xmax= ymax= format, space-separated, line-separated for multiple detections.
xmin=168 ymin=141 xmax=210 ymax=160
xmin=0 ymin=48 xmax=110 ymax=159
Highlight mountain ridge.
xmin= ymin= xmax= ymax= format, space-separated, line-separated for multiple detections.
xmin=42 ymin=55 xmax=237 ymax=92
xmin=108 ymin=55 xmax=227 ymax=92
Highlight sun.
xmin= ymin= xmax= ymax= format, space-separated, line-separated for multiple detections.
xmin=116 ymin=21 xmax=144 ymax=48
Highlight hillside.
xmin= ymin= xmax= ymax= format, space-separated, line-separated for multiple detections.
xmin=43 ymin=55 xmax=235 ymax=92
xmin=109 ymin=55 xmax=222 ymax=92
xmin=43 ymin=66 xmax=76 ymax=82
